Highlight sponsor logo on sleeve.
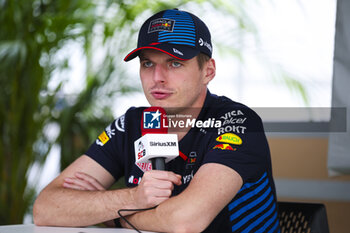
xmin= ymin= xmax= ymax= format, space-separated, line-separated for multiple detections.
xmin=105 ymin=124 xmax=115 ymax=138
xmin=128 ymin=175 xmax=142 ymax=185
xmin=96 ymin=123 xmax=116 ymax=146
xmin=136 ymin=162 xmax=152 ymax=173
xmin=183 ymin=170 xmax=194 ymax=185
xmin=115 ymin=115 xmax=125 ymax=132
xmin=186 ymin=152 xmax=197 ymax=169
xmin=216 ymin=133 xmax=242 ymax=145
xmin=96 ymin=131 xmax=109 ymax=146
xmin=212 ymin=144 xmax=236 ymax=151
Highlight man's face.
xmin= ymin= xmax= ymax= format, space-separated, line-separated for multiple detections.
xmin=139 ymin=49 xmax=213 ymax=112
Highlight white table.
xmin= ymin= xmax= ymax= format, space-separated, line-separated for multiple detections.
xmin=0 ymin=224 xmax=153 ymax=233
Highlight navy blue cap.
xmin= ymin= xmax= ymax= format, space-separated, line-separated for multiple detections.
xmin=124 ymin=9 xmax=212 ymax=61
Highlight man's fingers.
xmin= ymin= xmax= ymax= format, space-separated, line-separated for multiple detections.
xmin=151 ymin=180 xmax=175 ymax=190
xmin=63 ymin=177 xmax=95 ymax=191
xmin=75 ymin=172 xmax=105 ymax=191
xmin=62 ymin=172 xmax=106 ymax=192
xmin=143 ymin=186 xmax=172 ymax=198
xmin=174 ymin=174 xmax=182 ymax=185
xmin=141 ymin=188 xmax=172 ymax=206
xmin=63 ymin=181 xmax=86 ymax=191
xmin=131 ymin=170 xmax=183 ymax=208
xmin=146 ymin=170 xmax=182 ymax=186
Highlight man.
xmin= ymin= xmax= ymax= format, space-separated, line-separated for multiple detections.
xmin=33 ymin=9 xmax=280 ymax=232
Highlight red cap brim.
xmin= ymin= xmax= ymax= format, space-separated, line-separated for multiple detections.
xmin=124 ymin=43 xmax=200 ymax=62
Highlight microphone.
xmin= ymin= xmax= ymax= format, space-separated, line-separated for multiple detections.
xmin=134 ymin=107 xmax=179 ymax=170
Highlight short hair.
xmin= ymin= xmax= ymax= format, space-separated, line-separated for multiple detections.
xmin=196 ymin=53 xmax=211 ymax=70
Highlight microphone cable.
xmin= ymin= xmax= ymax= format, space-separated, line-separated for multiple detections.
xmin=117 ymin=206 xmax=157 ymax=233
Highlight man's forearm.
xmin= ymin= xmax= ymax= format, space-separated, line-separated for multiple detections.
xmin=121 ymin=163 xmax=243 ymax=233
xmin=33 ymin=154 xmax=182 ymax=228
xmin=33 ymin=186 xmax=136 ymax=227
xmin=121 ymin=193 xmax=209 ymax=232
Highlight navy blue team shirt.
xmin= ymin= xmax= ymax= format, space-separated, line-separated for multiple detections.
xmin=86 ymin=90 xmax=280 ymax=232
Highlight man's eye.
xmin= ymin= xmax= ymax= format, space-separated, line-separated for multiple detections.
xmin=171 ymin=61 xmax=182 ymax=68
xmin=143 ymin=61 xmax=153 ymax=68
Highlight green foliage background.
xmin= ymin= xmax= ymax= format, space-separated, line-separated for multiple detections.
xmin=0 ymin=0 xmax=307 ymax=225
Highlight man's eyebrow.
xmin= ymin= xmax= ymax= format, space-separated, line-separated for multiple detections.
xmin=166 ymin=57 xmax=185 ymax=63
xmin=139 ymin=56 xmax=182 ymax=63
xmin=139 ymin=55 xmax=149 ymax=61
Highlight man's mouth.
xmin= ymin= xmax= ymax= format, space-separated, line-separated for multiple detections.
xmin=150 ymin=90 xmax=173 ymax=100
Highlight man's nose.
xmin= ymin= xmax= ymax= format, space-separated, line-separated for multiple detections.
xmin=153 ymin=64 xmax=166 ymax=83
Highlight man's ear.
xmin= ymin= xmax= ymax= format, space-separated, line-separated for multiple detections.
xmin=203 ymin=58 xmax=216 ymax=85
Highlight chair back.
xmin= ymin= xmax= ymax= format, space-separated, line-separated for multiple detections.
xmin=278 ymin=201 xmax=330 ymax=233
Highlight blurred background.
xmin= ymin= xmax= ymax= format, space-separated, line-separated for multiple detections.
xmin=1 ymin=0 xmax=349 ymax=232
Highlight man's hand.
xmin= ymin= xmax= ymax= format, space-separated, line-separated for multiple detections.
xmin=132 ymin=170 xmax=182 ymax=209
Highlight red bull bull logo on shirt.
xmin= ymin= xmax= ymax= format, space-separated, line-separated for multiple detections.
xmin=213 ymin=144 xmax=236 ymax=151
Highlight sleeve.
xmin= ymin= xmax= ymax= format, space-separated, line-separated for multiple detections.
xmin=203 ymin=107 xmax=270 ymax=183
xmin=85 ymin=114 xmax=126 ymax=181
